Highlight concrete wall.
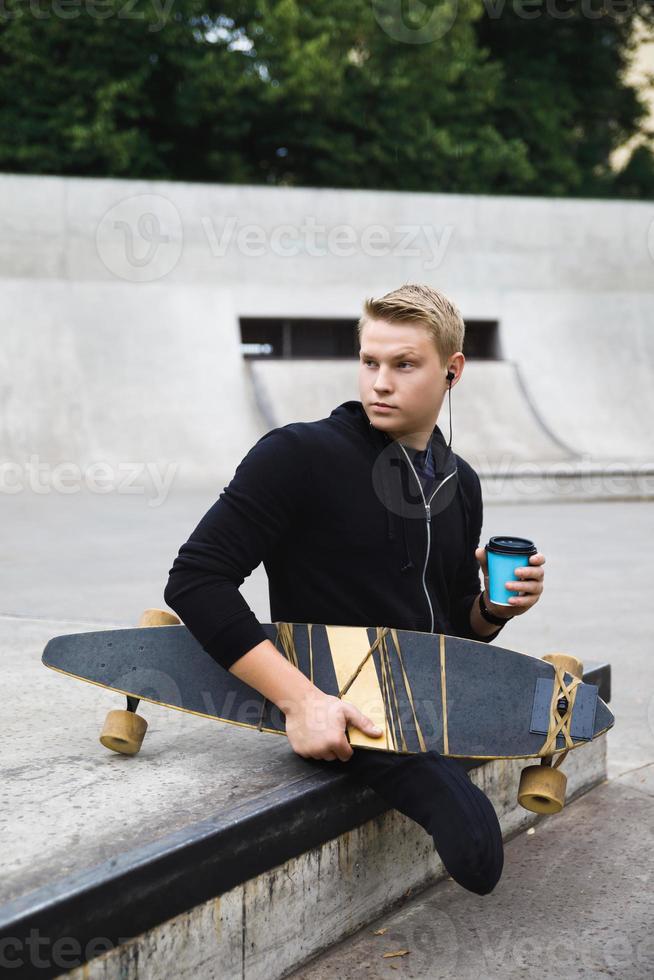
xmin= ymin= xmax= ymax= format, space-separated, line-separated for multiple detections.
xmin=2 ymin=174 xmax=653 ymax=484
xmin=1 ymin=278 xmax=262 ymax=485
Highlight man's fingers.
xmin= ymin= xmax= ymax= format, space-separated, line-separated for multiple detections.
xmin=326 ymin=732 xmax=353 ymax=762
xmin=507 ymin=581 xmax=543 ymax=594
xmin=342 ymin=702 xmax=383 ymax=737
xmin=509 ymin=596 xmax=537 ymax=608
xmin=334 ymin=741 xmax=354 ymax=762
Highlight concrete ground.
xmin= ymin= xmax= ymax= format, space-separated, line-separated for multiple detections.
xmin=1 ymin=485 xmax=652 ymax=973
xmin=289 ymin=772 xmax=654 ymax=980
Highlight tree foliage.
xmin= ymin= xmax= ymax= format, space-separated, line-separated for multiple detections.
xmin=0 ymin=0 xmax=651 ymax=197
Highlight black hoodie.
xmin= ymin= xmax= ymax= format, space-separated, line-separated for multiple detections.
xmin=164 ymin=400 xmax=504 ymax=670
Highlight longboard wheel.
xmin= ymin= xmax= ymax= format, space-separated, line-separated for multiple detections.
xmin=100 ymin=709 xmax=148 ymax=755
xmin=138 ymin=608 xmax=181 ymax=628
xmin=542 ymin=652 xmax=584 ymax=680
xmin=518 ymin=763 xmax=567 ymax=814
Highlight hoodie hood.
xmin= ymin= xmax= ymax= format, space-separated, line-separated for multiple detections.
xmin=328 ymin=400 xmax=459 ymax=574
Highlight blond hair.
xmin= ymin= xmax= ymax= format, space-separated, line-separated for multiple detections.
xmin=358 ymin=282 xmax=465 ymax=365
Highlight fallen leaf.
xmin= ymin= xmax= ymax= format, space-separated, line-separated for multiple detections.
xmin=382 ymin=950 xmax=410 ymax=958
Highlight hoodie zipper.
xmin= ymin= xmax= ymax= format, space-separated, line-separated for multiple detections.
xmin=397 ymin=443 xmax=458 ymax=633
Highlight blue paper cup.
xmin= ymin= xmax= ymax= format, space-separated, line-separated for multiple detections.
xmin=485 ymin=536 xmax=538 ymax=606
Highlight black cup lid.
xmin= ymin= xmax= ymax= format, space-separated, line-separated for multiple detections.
xmin=486 ymin=535 xmax=537 ymax=556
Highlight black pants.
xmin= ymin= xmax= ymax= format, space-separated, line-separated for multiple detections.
xmin=314 ymin=748 xmax=504 ymax=896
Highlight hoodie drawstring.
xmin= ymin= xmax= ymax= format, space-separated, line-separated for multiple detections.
xmin=400 ymin=518 xmax=414 ymax=573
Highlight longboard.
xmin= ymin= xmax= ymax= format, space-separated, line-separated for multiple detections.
xmin=42 ymin=619 xmax=613 ymax=761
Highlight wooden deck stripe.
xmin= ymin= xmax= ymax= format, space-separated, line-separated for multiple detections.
xmin=326 ymin=625 xmax=392 ymax=750
xmin=439 ymin=633 xmax=449 ymax=754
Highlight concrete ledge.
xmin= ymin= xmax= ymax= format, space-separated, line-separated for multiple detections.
xmin=0 ymin=663 xmax=610 ymax=979
xmin=480 ymin=465 xmax=654 ymax=505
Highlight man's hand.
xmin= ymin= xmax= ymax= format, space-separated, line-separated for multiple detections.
xmin=283 ymin=691 xmax=383 ymax=761
xmin=475 ymin=547 xmax=546 ymax=617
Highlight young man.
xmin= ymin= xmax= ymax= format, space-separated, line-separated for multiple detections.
xmin=164 ymin=282 xmax=546 ymax=896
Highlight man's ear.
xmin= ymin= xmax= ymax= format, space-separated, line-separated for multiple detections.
xmin=446 ymin=352 xmax=465 ymax=385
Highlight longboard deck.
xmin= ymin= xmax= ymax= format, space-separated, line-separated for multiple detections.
xmin=42 ymin=622 xmax=614 ymax=759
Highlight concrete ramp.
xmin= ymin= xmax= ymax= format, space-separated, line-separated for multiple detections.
xmin=248 ymin=359 xmax=360 ymax=430
xmin=500 ymin=291 xmax=654 ymax=465
xmin=0 ymin=279 xmax=263 ymax=489
xmin=250 ymin=358 xmax=576 ymax=467
xmin=449 ymin=360 xmax=578 ymax=468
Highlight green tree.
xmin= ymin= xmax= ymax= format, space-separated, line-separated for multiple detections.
xmin=0 ymin=0 xmax=533 ymax=187
xmin=0 ymin=0 xmax=651 ymax=197
xmin=230 ymin=0 xmax=534 ymax=190
xmin=474 ymin=1 xmax=654 ymax=197
xmin=0 ymin=0 xmax=259 ymax=178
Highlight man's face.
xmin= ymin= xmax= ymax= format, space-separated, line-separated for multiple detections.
xmin=358 ymin=317 xmax=451 ymax=448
